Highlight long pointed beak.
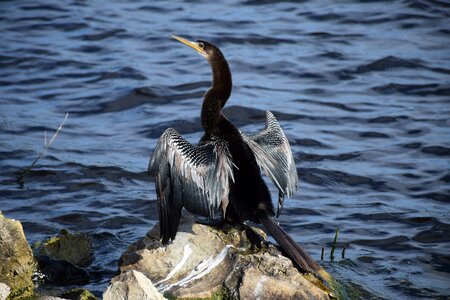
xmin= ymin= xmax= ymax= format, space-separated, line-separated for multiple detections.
xmin=172 ymin=35 xmax=203 ymax=53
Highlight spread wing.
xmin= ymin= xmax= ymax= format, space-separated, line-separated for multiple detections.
xmin=240 ymin=111 xmax=298 ymax=217
xmin=148 ymin=128 xmax=234 ymax=244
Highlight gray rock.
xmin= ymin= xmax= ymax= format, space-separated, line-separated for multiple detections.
xmin=103 ymin=270 xmax=166 ymax=300
xmin=116 ymin=213 xmax=335 ymax=299
xmin=0 ymin=212 xmax=35 ymax=299
xmin=0 ymin=283 xmax=11 ymax=300
xmin=37 ymin=229 xmax=93 ymax=267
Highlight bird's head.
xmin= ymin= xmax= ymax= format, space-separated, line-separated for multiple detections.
xmin=172 ymin=35 xmax=223 ymax=63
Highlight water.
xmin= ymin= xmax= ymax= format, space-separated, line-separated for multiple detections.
xmin=1 ymin=0 xmax=449 ymax=298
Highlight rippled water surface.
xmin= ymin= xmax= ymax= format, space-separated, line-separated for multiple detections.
xmin=1 ymin=0 xmax=449 ymax=298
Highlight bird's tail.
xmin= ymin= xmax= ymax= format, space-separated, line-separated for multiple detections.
xmin=259 ymin=212 xmax=320 ymax=273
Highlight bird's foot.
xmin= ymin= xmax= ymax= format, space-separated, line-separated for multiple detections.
xmin=243 ymin=224 xmax=268 ymax=249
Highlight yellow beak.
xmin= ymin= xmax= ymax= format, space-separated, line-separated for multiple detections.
xmin=172 ymin=35 xmax=203 ymax=54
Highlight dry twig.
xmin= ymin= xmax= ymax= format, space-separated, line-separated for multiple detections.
xmin=17 ymin=113 xmax=69 ymax=187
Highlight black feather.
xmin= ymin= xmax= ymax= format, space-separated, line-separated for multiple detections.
xmin=259 ymin=212 xmax=320 ymax=273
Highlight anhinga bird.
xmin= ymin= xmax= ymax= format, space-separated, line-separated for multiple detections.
xmin=148 ymin=35 xmax=319 ymax=273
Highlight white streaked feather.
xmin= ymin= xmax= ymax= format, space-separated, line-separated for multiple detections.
xmin=148 ymin=128 xmax=234 ymax=241
xmin=240 ymin=111 xmax=298 ymax=217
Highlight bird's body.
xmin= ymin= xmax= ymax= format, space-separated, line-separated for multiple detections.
xmin=149 ymin=36 xmax=319 ymax=273
xmin=205 ymin=115 xmax=274 ymax=225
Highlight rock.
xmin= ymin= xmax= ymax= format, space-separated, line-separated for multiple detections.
xmin=0 ymin=212 xmax=35 ymax=300
xmin=35 ymin=255 xmax=90 ymax=285
xmin=37 ymin=229 xmax=93 ymax=267
xmin=33 ymin=288 xmax=97 ymax=300
xmin=0 ymin=283 xmax=11 ymax=300
xmin=103 ymin=270 xmax=166 ymax=300
xmin=116 ymin=213 xmax=336 ymax=299
xmin=61 ymin=288 xmax=98 ymax=300
xmin=33 ymin=229 xmax=93 ymax=287
xmin=240 ymin=267 xmax=324 ymax=299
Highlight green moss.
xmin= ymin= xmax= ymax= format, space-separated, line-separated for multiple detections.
xmin=60 ymin=228 xmax=70 ymax=235
xmin=163 ymin=293 xmax=176 ymax=300
xmin=6 ymin=285 xmax=33 ymax=300
xmin=43 ymin=236 xmax=60 ymax=251
xmin=32 ymin=241 xmax=42 ymax=249
xmin=209 ymin=288 xmax=234 ymax=300
xmin=39 ymin=229 xmax=93 ymax=267
xmin=61 ymin=288 xmax=98 ymax=300
xmin=163 ymin=287 xmax=234 ymax=300
xmin=327 ymin=278 xmax=374 ymax=300
xmin=311 ymin=268 xmax=359 ymax=300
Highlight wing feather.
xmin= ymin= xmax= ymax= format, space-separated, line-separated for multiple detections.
xmin=148 ymin=128 xmax=233 ymax=243
xmin=240 ymin=111 xmax=298 ymax=217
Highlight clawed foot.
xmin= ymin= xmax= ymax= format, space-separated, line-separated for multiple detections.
xmin=243 ymin=224 xmax=268 ymax=249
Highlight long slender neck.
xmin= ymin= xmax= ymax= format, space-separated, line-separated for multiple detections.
xmin=201 ymin=53 xmax=232 ymax=132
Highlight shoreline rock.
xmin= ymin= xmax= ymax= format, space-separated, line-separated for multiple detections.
xmin=32 ymin=229 xmax=93 ymax=288
xmin=0 ymin=212 xmax=35 ymax=300
xmin=109 ymin=213 xmax=337 ymax=299
xmin=103 ymin=270 xmax=165 ymax=300
xmin=35 ymin=229 xmax=94 ymax=268
xmin=0 ymin=211 xmax=97 ymax=300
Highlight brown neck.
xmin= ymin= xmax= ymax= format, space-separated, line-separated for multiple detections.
xmin=201 ymin=53 xmax=232 ymax=132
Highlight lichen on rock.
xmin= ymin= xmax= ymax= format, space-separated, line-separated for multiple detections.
xmin=37 ymin=229 xmax=94 ymax=267
xmin=61 ymin=288 xmax=98 ymax=300
xmin=0 ymin=212 xmax=35 ymax=300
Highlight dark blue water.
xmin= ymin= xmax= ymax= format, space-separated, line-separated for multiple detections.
xmin=1 ymin=0 xmax=449 ymax=298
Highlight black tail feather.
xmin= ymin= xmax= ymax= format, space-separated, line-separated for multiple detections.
xmin=259 ymin=212 xmax=320 ymax=273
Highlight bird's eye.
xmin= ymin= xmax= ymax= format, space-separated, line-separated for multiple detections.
xmin=198 ymin=42 xmax=205 ymax=49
